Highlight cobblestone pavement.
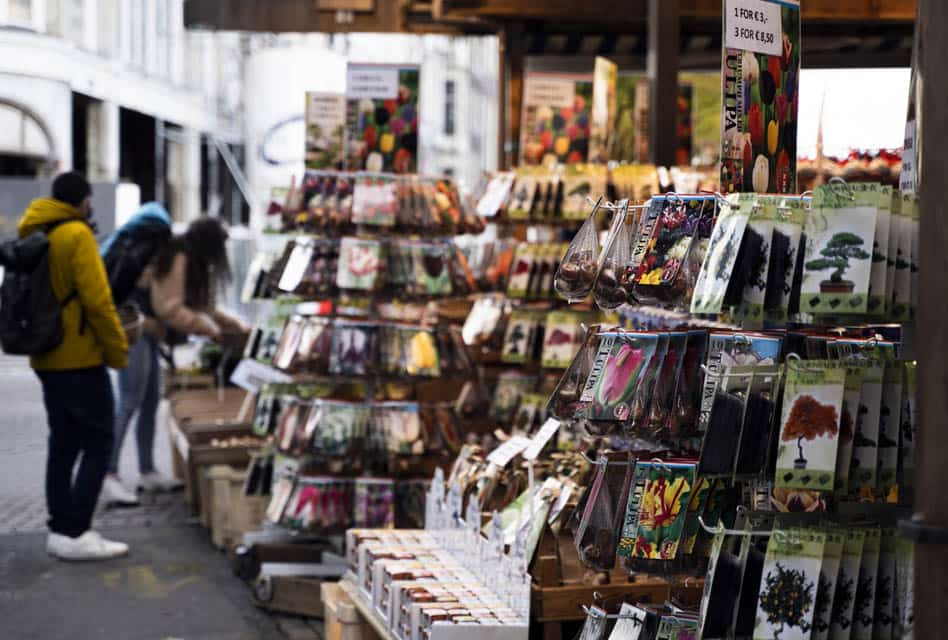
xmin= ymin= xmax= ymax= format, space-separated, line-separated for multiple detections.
xmin=0 ymin=355 xmax=302 ymax=639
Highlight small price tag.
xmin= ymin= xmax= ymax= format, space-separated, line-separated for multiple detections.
xmin=230 ymin=358 xmax=293 ymax=393
xmin=523 ymin=418 xmax=561 ymax=461
xmin=725 ymin=0 xmax=782 ymax=56
xmin=277 ymin=242 xmax=314 ymax=292
xmin=486 ymin=436 xmax=532 ymax=468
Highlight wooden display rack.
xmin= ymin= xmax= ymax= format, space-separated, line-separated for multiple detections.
xmin=529 ymin=524 xmax=704 ymax=640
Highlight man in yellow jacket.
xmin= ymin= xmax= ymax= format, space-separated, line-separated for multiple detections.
xmin=18 ymin=172 xmax=130 ymax=561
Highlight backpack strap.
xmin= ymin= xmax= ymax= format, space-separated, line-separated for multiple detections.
xmin=44 ymin=219 xmax=89 ymax=334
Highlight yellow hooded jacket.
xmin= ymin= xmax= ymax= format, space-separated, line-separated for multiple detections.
xmin=17 ymin=198 xmax=128 ymax=371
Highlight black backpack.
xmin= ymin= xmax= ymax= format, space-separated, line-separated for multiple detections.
xmin=103 ymin=222 xmax=171 ymax=306
xmin=0 ymin=221 xmax=80 ymax=356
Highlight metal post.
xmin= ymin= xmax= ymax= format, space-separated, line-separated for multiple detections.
xmin=647 ymin=0 xmax=678 ymax=169
xmin=914 ymin=0 xmax=948 ymax=637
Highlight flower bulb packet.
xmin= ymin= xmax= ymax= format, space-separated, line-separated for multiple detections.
xmin=691 ymin=193 xmax=755 ymax=315
xmin=352 ymin=172 xmax=398 ymax=226
xmin=554 ymin=201 xmax=602 ymax=302
xmin=753 ymin=528 xmax=826 ymax=640
xmin=765 ymin=196 xmax=807 ymax=322
xmin=580 ymin=332 xmax=660 ymax=423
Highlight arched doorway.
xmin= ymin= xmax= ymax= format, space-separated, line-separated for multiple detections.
xmin=0 ymin=98 xmax=57 ymax=177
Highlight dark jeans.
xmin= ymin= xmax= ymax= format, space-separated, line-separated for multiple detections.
xmin=36 ymin=366 xmax=114 ymax=538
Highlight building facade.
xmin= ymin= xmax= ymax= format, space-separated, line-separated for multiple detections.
xmin=0 ymin=0 xmax=246 ymax=223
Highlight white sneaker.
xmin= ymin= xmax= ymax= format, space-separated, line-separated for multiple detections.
xmin=138 ymin=471 xmax=183 ymax=493
xmin=47 ymin=531 xmax=129 ymax=561
xmin=102 ymin=475 xmax=139 ymax=507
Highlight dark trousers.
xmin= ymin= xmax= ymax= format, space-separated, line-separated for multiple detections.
xmin=36 ymin=366 xmax=114 ymax=538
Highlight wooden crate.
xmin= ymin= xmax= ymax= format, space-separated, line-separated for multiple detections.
xmin=206 ymin=465 xmax=268 ymax=550
xmin=255 ymin=575 xmax=326 ymax=618
xmin=322 ymin=581 xmax=379 ymax=640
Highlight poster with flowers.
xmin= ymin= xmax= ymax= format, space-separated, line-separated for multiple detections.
xmin=520 ymin=72 xmax=593 ymax=166
xmin=346 ymin=64 xmax=420 ymax=173
xmin=720 ymin=0 xmax=800 ymax=194
xmin=304 ymin=92 xmax=346 ymax=169
xmin=589 ymin=57 xmax=617 ymax=163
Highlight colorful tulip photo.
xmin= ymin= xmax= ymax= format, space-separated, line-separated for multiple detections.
xmin=346 ymin=67 xmax=420 ymax=173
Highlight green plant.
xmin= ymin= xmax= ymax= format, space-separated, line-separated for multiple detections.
xmin=805 ymin=232 xmax=871 ymax=283
xmin=831 ymin=573 xmax=855 ymax=629
xmin=758 ymin=562 xmax=815 ymax=638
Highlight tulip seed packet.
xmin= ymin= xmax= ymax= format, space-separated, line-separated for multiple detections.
xmin=336 ymin=237 xmax=382 ymax=290
xmin=866 ymin=184 xmax=891 ymax=316
xmin=834 ymin=365 xmax=864 ymax=492
xmin=634 ymin=196 xmax=710 ymax=292
xmin=352 ymin=173 xmax=397 ymax=226
xmin=734 ymin=197 xmax=777 ymax=323
xmin=402 ymin=327 xmax=441 ymax=377
xmin=877 ymin=365 xmax=903 ymax=496
xmin=851 ymin=528 xmax=882 ymax=640
xmin=330 ymin=321 xmax=377 ymax=376
xmin=801 ymin=185 xmax=877 ymax=314
xmin=679 ymin=476 xmax=713 ymax=556
xmin=775 ymin=361 xmax=845 ymax=491
xmin=691 ymin=193 xmax=755 ymax=315
xmin=354 ymin=478 xmax=395 ymax=529
xmin=506 ymin=243 xmax=535 ymax=299
xmin=413 ymin=242 xmax=452 ymax=296
xmin=753 ymin=528 xmax=826 ymax=640
xmin=830 ymin=528 xmax=867 ymax=640
xmin=580 ymin=332 xmax=660 ymax=423
xmin=627 ymin=463 xmax=696 ymax=560
xmin=847 ymin=362 xmax=884 ymax=494
xmin=617 ymin=461 xmax=652 ymax=557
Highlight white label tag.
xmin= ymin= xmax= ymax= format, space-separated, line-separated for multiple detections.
xmin=900 ymin=120 xmax=916 ymax=195
xmin=347 ymin=65 xmax=399 ymax=100
xmin=523 ymin=418 xmax=561 ymax=461
xmin=486 ymin=436 xmax=532 ymax=468
xmin=277 ymin=242 xmax=313 ymax=292
xmin=725 ymin=0 xmax=782 ymax=56
xmin=230 ymin=358 xmax=293 ymax=393
xmin=523 ymin=77 xmax=576 ymax=110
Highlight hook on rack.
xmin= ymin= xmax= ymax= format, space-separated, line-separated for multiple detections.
xmin=580 ymin=450 xmax=635 ymax=467
xmin=580 ymin=605 xmax=643 ymax=622
xmin=827 ymin=176 xmax=856 ymax=200
xmin=697 ymin=516 xmax=774 ymax=537
xmin=786 ymin=353 xmax=825 ymax=373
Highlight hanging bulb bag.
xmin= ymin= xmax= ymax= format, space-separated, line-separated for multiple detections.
xmin=574 ymin=453 xmax=633 ymax=571
xmin=547 ymin=324 xmax=601 ymax=421
xmin=554 ymin=198 xmax=604 ymax=302
xmin=697 ymin=366 xmax=750 ymax=477
xmin=647 ymin=331 xmax=689 ymax=438
xmin=593 ymin=200 xmax=635 ymax=310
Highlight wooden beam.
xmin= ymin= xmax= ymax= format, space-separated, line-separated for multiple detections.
xmin=500 ymin=22 xmax=526 ymax=169
xmin=647 ymin=0 xmax=678 ymax=168
xmin=914 ymin=0 xmax=948 ymax=637
xmin=184 ymin=0 xmax=406 ymax=32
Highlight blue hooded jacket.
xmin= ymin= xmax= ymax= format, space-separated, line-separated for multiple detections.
xmin=100 ymin=202 xmax=172 ymax=256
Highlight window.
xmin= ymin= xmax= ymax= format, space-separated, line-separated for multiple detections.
xmin=444 ymin=80 xmax=456 ymax=136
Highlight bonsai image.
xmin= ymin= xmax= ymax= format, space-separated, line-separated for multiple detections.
xmin=805 ymin=232 xmax=871 ymax=294
xmin=782 ymin=394 xmax=839 ymax=469
xmin=874 ymin=573 xmax=893 ymax=628
xmin=758 ymin=562 xmax=815 ymax=639
xmin=831 ymin=573 xmax=855 ymax=629
xmin=853 ymin=574 xmax=875 ymax=628
xmin=812 ymin=573 xmax=834 ymax=634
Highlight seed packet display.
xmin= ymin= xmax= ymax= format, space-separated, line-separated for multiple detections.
xmin=490 ymin=372 xmax=536 ymax=421
xmin=502 ymin=310 xmax=541 ymax=365
xmin=296 ymin=317 xmax=333 ymax=373
xmin=876 ymin=364 xmax=903 ymax=496
xmin=698 ymin=529 xmax=739 ymax=639
xmin=574 ymin=454 xmax=633 ymax=570
xmin=698 ymin=333 xmax=782 ymax=432
xmin=851 ymin=528 xmax=882 ymax=640
xmin=507 ymin=171 xmax=538 ymax=220
xmin=847 ymin=362 xmax=883 ymax=494
xmin=283 ymin=476 xmax=353 ymax=532
xmin=764 ymin=197 xmax=807 ymax=321
xmin=647 ymin=332 xmax=688 ymax=434
xmin=627 ymin=333 xmax=669 ymax=434
xmin=666 ymin=330 xmax=708 ymax=437
xmin=834 ymin=365 xmax=864 ymax=492
xmin=698 ymin=368 xmax=750 ymax=477
xmin=830 ymin=529 xmax=867 ymax=640
xmin=555 ymin=201 xmax=602 ymax=302
xmin=253 ymin=390 xmax=280 ymax=437
xmin=506 ymin=243 xmax=535 ymax=299
xmin=336 ymin=237 xmax=382 ymax=291
xmin=310 ymin=401 xmax=370 ymax=457
xmin=561 ymin=165 xmax=607 ymax=221
xmin=733 ymin=365 xmax=781 ymax=477
xmin=679 ymin=476 xmax=713 ymax=556
xmin=414 ymin=242 xmax=452 ymax=296
xmin=865 ymin=185 xmax=891 ymax=316
xmin=891 ymin=194 xmax=914 ymax=321
xmin=580 ymin=332 xmax=660 ymax=423
xmin=872 ymin=529 xmax=897 ymax=640
xmin=402 ymin=328 xmax=440 ymax=378
xmin=548 ymin=325 xmax=600 ymax=420
xmin=691 ymin=193 xmax=754 ymax=314
xmin=352 ymin=173 xmax=397 ymax=226
xmin=733 ymin=197 xmax=777 ymax=323
xmin=330 ymin=322 xmax=377 ymax=376
xmin=274 ymin=315 xmax=305 ymax=371
xmin=354 ymin=478 xmax=395 ymax=528
xmin=900 ymin=362 xmax=917 ymax=490
xmin=266 ymin=475 xmax=296 ymax=524
xmin=278 ymin=240 xmax=316 ymax=294
xmin=628 ymin=463 xmax=696 ymax=561
xmin=805 ymin=529 xmax=845 ymax=640
xmin=801 ymin=185 xmax=877 ymax=314
xmin=541 ymin=311 xmax=586 ymax=369
xmin=274 ymin=398 xmax=304 ymax=453
xmin=373 ymin=402 xmax=423 ymax=455
xmin=753 ymin=528 xmax=826 ymax=640
xmin=775 ymin=361 xmax=845 ymax=491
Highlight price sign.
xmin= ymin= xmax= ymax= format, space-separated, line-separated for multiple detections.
xmin=523 ymin=418 xmax=561 ymax=461
xmin=725 ymin=0 xmax=782 ymax=56
xmin=486 ymin=436 xmax=532 ymax=468
xmin=230 ymin=358 xmax=293 ymax=393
